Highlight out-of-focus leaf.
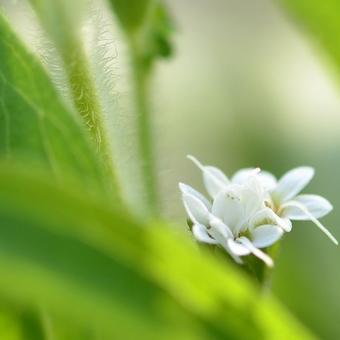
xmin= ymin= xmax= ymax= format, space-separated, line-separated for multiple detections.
xmin=0 ymin=14 xmax=112 ymax=196
xmin=279 ymin=0 xmax=340 ymax=71
xmin=0 ymin=165 xmax=205 ymax=339
xmin=0 ymin=164 xmax=315 ymax=339
xmin=0 ymin=304 xmax=46 ymax=340
xmin=0 ymin=307 xmax=23 ymax=340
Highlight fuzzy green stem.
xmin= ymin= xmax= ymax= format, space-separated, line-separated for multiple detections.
xmin=128 ymin=35 xmax=159 ymax=217
xmin=62 ymin=42 xmax=122 ymax=201
xmin=28 ymin=0 xmax=122 ymax=202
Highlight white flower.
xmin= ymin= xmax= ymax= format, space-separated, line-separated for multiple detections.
xmin=187 ymin=155 xmax=292 ymax=232
xmin=186 ymin=155 xmax=230 ymax=199
xmin=270 ymin=167 xmax=337 ymax=244
xmin=179 ymin=155 xmax=337 ymax=267
xmin=231 ymin=166 xmax=337 ymax=245
xmin=179 ymin=174 xmax=283 ymax=267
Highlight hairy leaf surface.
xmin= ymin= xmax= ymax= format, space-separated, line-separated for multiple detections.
xmin=0 ymin=14 xmax=110 ymax=196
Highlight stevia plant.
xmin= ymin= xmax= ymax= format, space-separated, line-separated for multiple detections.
xmin=0 ymin=0 xmax=337 ymax=339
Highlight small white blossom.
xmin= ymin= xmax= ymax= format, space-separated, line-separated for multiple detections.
xmin=187 ymin=156 xmax=292 ymax=232
xmin=180 ymin=159 xmax=283 ymax=266
xmin=230 ymin=166 xmax=337 ymax=245
xmin=270 ymin=167 xmax=337 ymax=245
xmin=179 ymin=155 xmax=337 ymax=267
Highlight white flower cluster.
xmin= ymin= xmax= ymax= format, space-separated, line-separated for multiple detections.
xmin=179 ymin=155 xmax=337 ymax=267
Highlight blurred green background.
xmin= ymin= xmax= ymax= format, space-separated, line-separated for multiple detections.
xmin=2 ymin=0 xmax=340 ymax=338
xmin=153 ymin=1 xmax=340 ymax=339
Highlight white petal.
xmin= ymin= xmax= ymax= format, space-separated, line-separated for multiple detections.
xmin=227 ymin=238 xmax=251 ymax=256
xmin=179 ymin=182 xmax=211 ymax=210
xmin=281 ymin=194 xmax=332 ymax=220
xmin=222 ymin=242 xmax=244 ymax=264
xmin=181 ymin=193 xmax=210 ymax=225
xmin=204 ymin=166 xmax=230 ymax=197
xmin=212 ymin=189 xmax=244 ymax=234
xmin=187 ymin=155 xmax=229 ymax=198
xmin=250 ymin=207 xmax=292 ymax=232
xmin=272 ymin=167 xmax=314 ymax=203
xmin=281 ymin=201 xmax=338 ymax=245
xmin=240 ymin=175 xmax=266 ymax=220
xmin=208 ymin=218 xmax=243 ymax=263
xmin=259 ymin=171 xmax=278 ymax=191
xmin=237 ymin=237 xmax=274 ymax=267
xmin=192 ymin=224 xmax=217 ymax=244
xmin=280 ymin=218 xmax=292 ymax=232
xmin=209 ymin=216 xmax=234 ymax=239
xmin=231 ymin=168 xmax=255 ymax=184
xmin=251 ymin=225 xmax=283 ymax=248
xmin=232 ymin=168 xmax=277 ymax=190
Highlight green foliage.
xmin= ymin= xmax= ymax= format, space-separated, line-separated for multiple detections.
xmin=0 ymin=14 xmax=110 ymax=197
xmin=279 ymin=0 xmax=340 ymax=72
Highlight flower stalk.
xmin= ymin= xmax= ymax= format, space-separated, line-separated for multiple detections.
xmin=128 ymin=33 xmax=159 ymax=217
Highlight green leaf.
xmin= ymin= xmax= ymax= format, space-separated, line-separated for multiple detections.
xmin=0 ymin=307 xmax=23 ymax=340
xmin=0 ymin=13 xmax=112 ymax=197
xmin=279 ymin=0 xmax=340 ymax=71
xmin=0 ymin=303 xmax=46 ymax=340
xmin=0 ymin=164 xmax=316 ymax=339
